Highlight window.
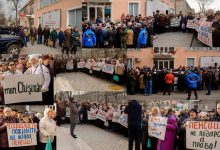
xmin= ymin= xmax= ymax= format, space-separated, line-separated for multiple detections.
xmin=129 ymin=2 xmax=139 ymax=17
xmin=187 ymin=58 xmax=195 ymax=67
xmin=69 ymin=8 xmax=82 ymax=31
xmin=39 ymin=0 xmax=60 ymax=9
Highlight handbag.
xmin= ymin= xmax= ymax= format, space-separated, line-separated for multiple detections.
xmin=45 ymin=136 xmax=52 ymax=150
xmin=113 ymin=74 xmax=119 ymax=82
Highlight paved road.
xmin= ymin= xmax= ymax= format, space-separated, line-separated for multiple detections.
xmin=57 ymin=124 xmax=128 ymax=150
xmin=20 ymin=42 xmax=62 ymax=54
xmin=54 ymin=72 xmax=125 ymax=92
xmin=153 ymin=32 xmax=204 ymax=47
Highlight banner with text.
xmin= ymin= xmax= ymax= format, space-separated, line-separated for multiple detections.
xmin=186 ymin=121 xmax=220 ymax=150
xmin=7 ymin=123 xmax=38 ymax=147
xmin=148 ymin=116 xmax=168 ymax=140
xmin=2 ymin=75 xmax=43 ymax=104
xmin=96 ymin=110 xmax=107 ymax=122
xmin=197 ymin=21 xmax=213 ymax=47
xmin=102 ymin=64 xmax=115 ymax=74
xmin=87 ymin=111 xmax=97 ymax=120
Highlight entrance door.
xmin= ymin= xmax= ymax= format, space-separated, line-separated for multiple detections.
xmin=158 ymin=60 xmax=170 ymax=69
xmin=88 ymin=6 xmax=104 ymax=24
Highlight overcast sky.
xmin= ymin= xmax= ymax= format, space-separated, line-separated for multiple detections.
xmin=186 ymin=0 xmax=220 ymax=12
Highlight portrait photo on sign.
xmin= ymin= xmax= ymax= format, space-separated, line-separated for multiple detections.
xmin=0 ymin=105 xmax=56 ymax=150
xmin=0 ymin=54 xmax=54 ymax=105
xmin=54 ymin=49 xmax=126 ymax=92
xmin=55 ymin=91 xmax=128 ymax=150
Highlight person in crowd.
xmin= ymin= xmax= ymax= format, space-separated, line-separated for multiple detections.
xmin=106 ymin=106 xmax=114 ymax=131
xmin=144 ymin=71 xmax=152 ymax=96
xmin=71 ymin=26 xmax=80 ymax=54
xmin=58 ymin=29 xmax=64 ymax=47
xmin=124 ymin=100 xmax=142 ymax=150
xmin=24 ymin=27 xmax=30 ymax=45
xmin=37 ymin=24 xmax=43 ymax=44
xmin=39 ymin=108 xmax=56 ymax=150
xmin=82 ymin=25 xmax=96 ymax=48
xmin=185 ymin=70 xmax=200 ymax=100
xmin=2 ymin=60 xmax=22 ymax=76
xmin=70 ymin=98 xmax=79 ymax=138
xmin=204 ymin=69 xmax=213 ymax=95
xmin=30 ymin=26 xmax=36 ymax=46
xmin=50 ymin=28 xmax=58 ymax=48
xmin=137 ymin=26 xmax=148 ymax=48
xmin=62 ymin=26 xmax=72 ymax=54
xmin=212 ymin=11 xmax=220 ymax=47
xmin=127 ymin=25 xmax=134 ymax=48
xmin=43 ymin=26 xmax=50 ymax=46
xmin=163 ymin=70 xmax=174 ymax=95
xmin=210 ymin=103 xmax=220 ymax=121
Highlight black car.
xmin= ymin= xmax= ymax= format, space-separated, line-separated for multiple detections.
xmin=0 ymin=34 xmax=24 ymax=54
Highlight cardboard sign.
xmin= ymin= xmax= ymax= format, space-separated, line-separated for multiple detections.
xmin=2 ymin=75 xmax=43 ymax=104
xmin=112 ymin=112 xmax=121 ymax=123
xmin=148 ymin=116 xmax=168 ymax=140
xmin=186 ymin=121 xmax=220 ymax=150
xmin=102 ymin=64 xmax=115 ymax=74
xmin=87 ymin=111 xmax=97 ymax=120
xmin=170 ymin=18 xmax=180 ymax=27
xmin=85 ymin=62 xmax=92 ymax=69
xmin=118 ymin=114 xmax=128 ymax=128
xmin=92 ymin=63 xmax=103 ymax=71
xmin=197 ymin=21 xmax=213 ymax=47
xmin=7 ymin=123 xmax=38 ymax=147
xmin=186 ymin=20 xmax=195 ymax=29
xmin=96 ymin=110 xmax=107 ymax=122
xmin=77 ymin=62 xmax=85 ymax=68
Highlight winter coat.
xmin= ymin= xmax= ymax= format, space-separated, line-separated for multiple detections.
xmin=127 ymin=29 xmax=134 ymax=45
xmin=138 ymin=28 xmax=148 ymax=45
xmin=58 ymin=31 xmax=64 ymax=43
xmin=63 ymin=30 xmax=72 ymax=48
xmin=30 ymin=28 xmax=36 ymax=37
xmin=50 ymin=30 xmax=58 ymax=41
xmin=0 ymin=116 xmax=17 ymax=148
xmin=157 ymin=115 xmax=178 ymax=150
xmin=71 ymin=31 xmax=80 ymax=46
xmin=39 ymin=108 xmax=56 ymax=143
xmin=82 ymin=29 xmax=96 ymax=47
xmin=185 ymin=72 xmax=200 ymax=88
xmin=37 ymin=27 xmax=43 ymax=35
xmin=120 ymin=29 xmax=128 ymax=43
xmin=210 ymin=112 xmax=220 ymax=121
xmin=70 ymin=102 xmax=79 ymax=124
xmin=212 ymin=20 xmax=220 ymax=47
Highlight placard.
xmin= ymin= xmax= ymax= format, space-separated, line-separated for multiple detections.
xmin=92 ymin=63 xmax=103 ymax=71
xmin=77 ymin=62 xmax=85 ymax=68
xmin=2 ymin=75 xmax=43 ymax=104
xmin=85 ymin=62 xmax=92 ymax=69
xmin=186 ymin=20 xmax=195 ymax=29
xmin=197 ymin=21 xmax=213 ymax=47
xmin=186 ymin=121 xmax=220 ymax=150
xmin=7 ymin=123 xmax=38 ymax=147
xmin=118 ymin=114 xmax=128 ymax=128
xmin=102 ymin=64 xmax=115 ymax=74
xmin=148 ymin=116 xmax=168 ymax=140
xmin=96 ymin=110 xmax=107 ymax=122
xmin=87 ymin=111 xmax=97 ymax=120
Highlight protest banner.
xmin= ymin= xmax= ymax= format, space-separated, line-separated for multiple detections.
xmin=112 ymin=112 xmax=121 ymax=123
xmin=92 ymin=63 xmax=103 ymax=71
xmin=186 ymin=121 xmax=220 ymax=150
xmin=197 ymin=21 xmax=213 ymax=47
xmin=118 ymin=114 xmax=128 ymax=128
xmin=85 ymin=61 xmax=92 ymax=69
xmin=186 ymin=20 xmax=195 ymax=29
xmin=170 ymin=18 xmax=180 ymax=27
xmin=7 ymin=123 xmax=38 ymax=147
xmin=87 ymin=111 xmax=97 ymax=120
xmin=102 ymin=64 xmax=115 ymax=74
xmin=77 ymin=62 xmax=85 ymax=68
xmin=148 ymin=116 xmax=168 ymax=140
xmin=2 ymin=75 xmax=43 ymax=104
xmin=96 ymin=110 xmax=107 ymax=122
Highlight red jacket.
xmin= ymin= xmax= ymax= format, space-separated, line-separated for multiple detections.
xmin=165 ymin=73 xmax=174 ymax=84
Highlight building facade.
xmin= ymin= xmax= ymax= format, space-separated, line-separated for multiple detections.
xmin=34 ymin=0 xmax=82 ymax=30
xmin=127 ymin=48 xmax=220 ymax=69
xmin=175 ymin=0 xmax=194 ymax=15
xmin=19 ymin=0 xmax=35 ymax=27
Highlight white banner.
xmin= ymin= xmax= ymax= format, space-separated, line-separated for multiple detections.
xmin=148 ymin=116 xmax=168 ymax=140
xmin=200 ymin=57 xmax=220 ymax=67
xmin=96 ymin=110 xmax=107 ymax=122
xmin=7 ymin=123 xmax=38 ymax=147
xmin=186 ymin=121 xmax=220 ymax=150
xmin=85 ymin=62 xmax=92 ymax=69
xmin=197 ymin=21 xmax=213 ymax=47
xmin=77 ymin=62 xmax=85 ymax=68
xmin=118 ymin=114 xmax=128 ymax=128
xmin=2 ymin=75 xmax=43 ymax=104
xmin=102 ymin=64 xmax=115 ymax=74
xmin=87 ymin=111 xmax=97 ymax=120
xmin=186 ymin=20 xmax=195 ymax=29
xmin=92 ymin=63 xmax=103 ymax=71
xmin=43 ymin=10 xmax=61 ymax=29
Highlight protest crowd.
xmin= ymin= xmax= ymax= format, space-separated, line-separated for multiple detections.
xmin=0 ymin=106 xmax=56 ymax=150
xmin=82 ymin=13 xmax=153 ymax=48
xmin=56 ymin=97 xmax=128 ymax=139
xmin=0 ymin=24 xmax=81 ymax=54
xmin=0 ymin=54 xmax=54 ymax=104
xmin=127 ymin=66 xmax=220 ymax=99
xmin=54 ymin=56 xmax=126 ymax=85
xmin=127 ymin=100 xmax=220 ymax=150
xmin=153 ymin=9 xmax=220 ymax=47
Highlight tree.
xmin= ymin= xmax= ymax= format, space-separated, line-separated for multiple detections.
xmin=7 ymin=0 xmax=24 ymax=26
xmin=196 ymin=0 xmax=214 ymax=13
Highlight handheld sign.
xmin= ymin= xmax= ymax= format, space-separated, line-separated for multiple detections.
xmin=102 ymin=64 xmax=115 ymax=74
xmin=87 ymin=111 xmax=97 ymax=120
xmin=96 ymin=110 xmax=107 ymax=122
xmin=186 ymin=121 xmax=220 ymax=150
xmin=197 ymin=21 xmax=213 ymax=47
xmin=77 ymin=62 xmax=85 ymax=68
xmin=2 ymin=74 xmax=43 ymax=104
xmin=7 ymin=123 xmax=38 ymax=147
xmin=148 ymin=116 xmax=168 ymax=140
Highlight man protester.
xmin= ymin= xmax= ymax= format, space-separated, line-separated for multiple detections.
xmin=43 ymin=26 xmax=50 ymax=46
xmin=37 ymin=24 xmax=43 ymax=44
xmin=50 ymin=28 xmax=58 ymax=48
xmin=62 ymin=26 xmax=72 ymax=54
xmin=70 ymin=98 xmax=79 ymax=138
xmin=210 ymin=103 xmax=220 ymax=121
xmin=24 ymin=55 xmax=51 ymax=103
xmin=82 ymin=25 xmax=96 ymax=48
xmin=124 ymin=100 xmax=142 ymax=150
xmin=163 ymin=70 xmax=174 ymax=95
xmin=2 ymin=60 xmax=22 ymax=76
xmin=212 ymin=11 xmax=220 ymax=47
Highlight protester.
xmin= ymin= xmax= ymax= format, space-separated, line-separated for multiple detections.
xmin=37 ymin=24 xmax=43 ymax=44
xmin=212 ymin=11 xmax=220 ymax=47
xmin=70 ymin=98 xmax=79 ymax=138
xmin=58 ymin=29 xmax=64 ymax=47
xmin=50 ymin=28 xmax=58 ymax=48
xmin=82 ymin=25 xmax=96 ymax=48
xmin=62 ymin=26 xmax=72 ymax=54
xmin=30 ymin=26 xmax=36 ymax=46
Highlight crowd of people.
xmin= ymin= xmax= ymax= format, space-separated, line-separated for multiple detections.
xmin=1 ymin=24 xmax=81 ymax=54
xmin=56 ymin=97 xmax=128 ymax=139
xmin=0 ymin=54 xmax=54 ymax=104
xmin=153 ymin=10 xmax=220 ymax=47
xmin=82 ymin=13 xmax=153 ymax=48
xmin=127 ymin=99 xmax=220 ymax=150
xmin=54 ymin=56 xmax=126 ymax=85
xmin=0 ymin=106 xmax=56 ymax=150
xmin=127 ymin=66 xmax=220 ymax=99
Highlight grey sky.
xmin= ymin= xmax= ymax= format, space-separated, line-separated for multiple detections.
xmin=186 ymin=0 xmax=220 ymax=12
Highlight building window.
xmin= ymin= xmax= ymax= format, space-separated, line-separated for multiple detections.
xmin=39 ymin=0 xmax=60 ymax=9
xmin=128 ymin=2 xmax=139 ymax=17
xmin=187 ymin=58 xmax=195 ymax=67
